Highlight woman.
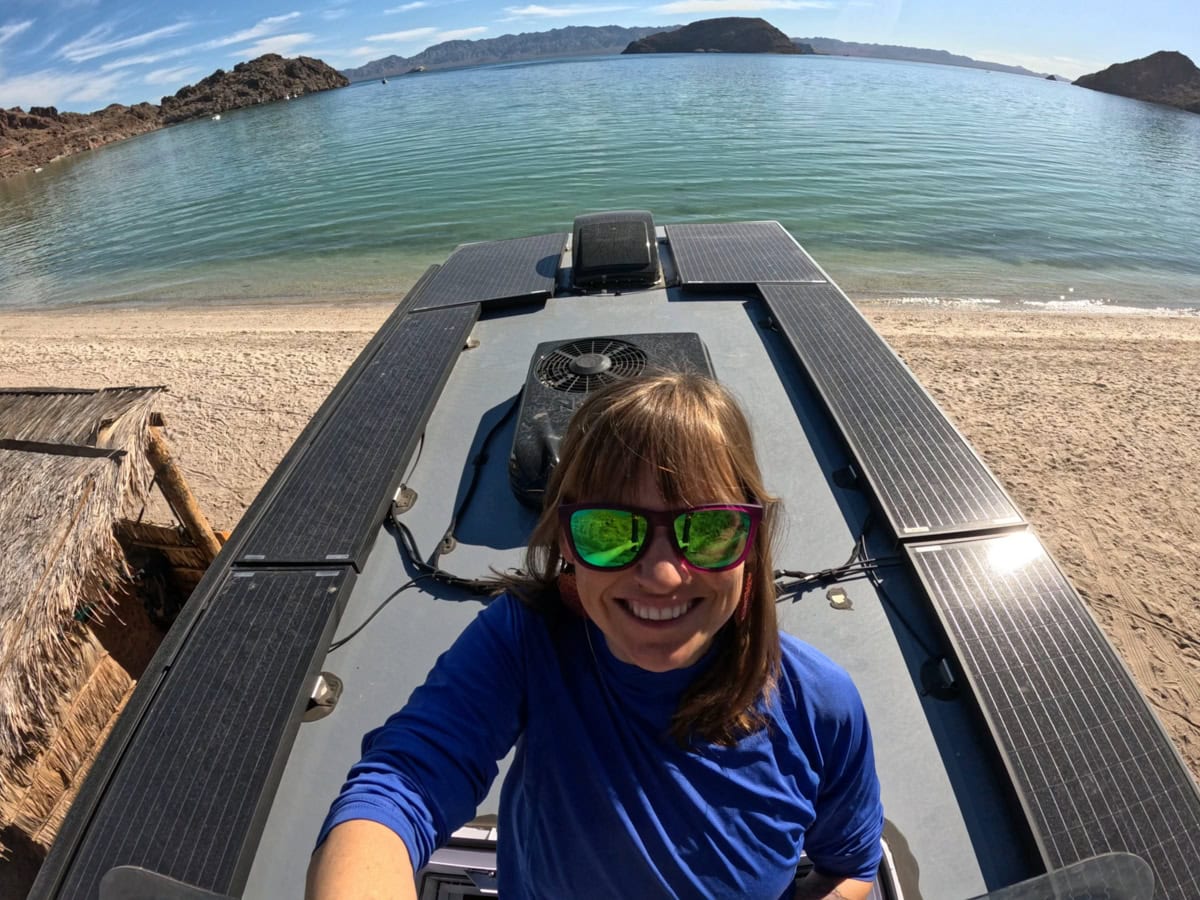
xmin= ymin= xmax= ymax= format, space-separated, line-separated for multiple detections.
xmin=308 ymin=373 xmax=883 ymax=899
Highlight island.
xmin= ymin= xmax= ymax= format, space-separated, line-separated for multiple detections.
xmin=1 ymin=55 xmax=348 ymax=180
xmin=623 ymin=18 xmax=802 ymax=55
xmin=1074 ymin=50 xmax=1200 ymax=114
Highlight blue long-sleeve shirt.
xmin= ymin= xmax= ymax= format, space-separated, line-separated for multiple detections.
xmin=317 ymin=593 xmax=883 ymax=897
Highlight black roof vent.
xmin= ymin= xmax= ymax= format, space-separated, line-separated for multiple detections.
xmin=571 ymin=210 xmax=661 ymax=289
xmin=534 ymin=338 xmax=648 ymax=393
xmin=509 ymin=333 xmax=714 ymax=509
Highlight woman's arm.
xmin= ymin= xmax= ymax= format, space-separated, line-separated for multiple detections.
xmin=306 ymin=819 xmax=418 ymax=900
xmin=793 ymin=872 xmax=874 ymax=900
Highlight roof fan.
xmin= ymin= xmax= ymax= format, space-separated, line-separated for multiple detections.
xmin=571 ymin=210 xmax=661 ymax=289
xmin=508 ymin=332 xmax=715 ymax=509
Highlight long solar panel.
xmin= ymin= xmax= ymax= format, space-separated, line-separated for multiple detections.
xmin=237 ymin=304 xmax=479 ymax=568
xmin=411 ymin=232 xmax=565 ymax=311
xmin=666 ymin=221 xmax=827 ymax=285
xmin=907 ymin=534 xmax=1200 ymax=898
xmin=43 ymin=568 xmax=353 ymax=900
xmin=760 ymin=282 xmax=1023 ymax=538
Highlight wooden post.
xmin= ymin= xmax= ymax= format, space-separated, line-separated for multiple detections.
xmin=145 ymin=427 xmax=222 ymax=563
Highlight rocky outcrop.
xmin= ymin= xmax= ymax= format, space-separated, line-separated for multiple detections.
xmin=1 ymin=55 xmax=348 ymax=180
xmin=1 ymin=103 xmax=161 ymax=180
xmin=1075 ymin=51 xmax=1200 ymax=114
xmin=160 ymin=55 xmax=348 ymax=124
xmin=623 ymin=18 xmax=798 ymax=55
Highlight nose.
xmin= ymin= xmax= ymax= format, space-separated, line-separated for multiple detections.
xmin=635 ymin=525 xmax=687 ymax=589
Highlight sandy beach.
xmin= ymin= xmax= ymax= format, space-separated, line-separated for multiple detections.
xmin=1 ymin=300 xmax=1197 ymax=785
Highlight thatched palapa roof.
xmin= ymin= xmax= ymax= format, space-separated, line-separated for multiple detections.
xmin=0 ymin=387 xmax=162 ymax=823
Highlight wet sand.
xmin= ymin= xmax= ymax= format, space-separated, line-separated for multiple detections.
xmin=1 ymin=300 xmax=1197 ymax=781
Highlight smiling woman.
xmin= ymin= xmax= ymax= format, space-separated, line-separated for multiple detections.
xmin=307 ymin=373 xmax=884 ymax=900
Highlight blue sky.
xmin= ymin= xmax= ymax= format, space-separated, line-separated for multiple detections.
xmin=1 ymin=0 xmax=1197 ymax=112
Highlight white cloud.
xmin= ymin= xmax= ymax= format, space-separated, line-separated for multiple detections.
xmin=0 ymin=66 xmax=125 ymax=108
xmin=233 ymin=33 xmax=316 ymax=57
xmin=101 ymin=45 xmax=191 ymax=72
xmin=209 ymin=13 xmax=302 ymax=48
xmin=366 ymin=28 xmax=439 ymax=41
xmin=503 ymin=4 xmax=631 ymax=16
xmin=321 ymin=8 xmax=349 ymax=20
xmin=100 ymin=14 xmax=306 ymax=71
xmin=58 ymin=21 xmax=191 ymax=63
xmin=436 ymin=26 xmax=487 ymax=40
xmin=144 ymin=65 xmax=201 ymax=86
xmin=0 ymin=20 xmax=35 ymax=46
xmin=385 ymin=1 xmax=429 ymax=11
xmin=654 ymin=0 xmax=831 ymax=10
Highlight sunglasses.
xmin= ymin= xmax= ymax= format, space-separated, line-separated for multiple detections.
xmin=559 ymin=502 xmax=763 ymax=572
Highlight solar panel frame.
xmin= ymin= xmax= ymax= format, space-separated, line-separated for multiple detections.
xmin=665 ymin=221 xmax=828 ymax=285
xmin=237 ymin=303 xmax=479 ymax=568
xmin=46 ymin=567 xmax=353 ymax=900
xmin=410 ymin=232 xmax=566 ymax=311
xmin=759 ymin=281 xmax=1024 ymax=538
xmin=906 ymin=534 xmax=1200 ymax=898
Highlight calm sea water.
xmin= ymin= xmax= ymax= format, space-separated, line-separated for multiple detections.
xmin=3 ymin=54 xmax=1200 ymax=313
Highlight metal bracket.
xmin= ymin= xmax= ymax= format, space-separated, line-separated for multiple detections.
xmin=304 ymin=672 xmax=343 ymax=722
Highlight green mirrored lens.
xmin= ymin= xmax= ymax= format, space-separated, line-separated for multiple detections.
xmin=570 ymin=508 xmax=646 ymax=568
xmin=675 ymin=509 xmax=750 ymax=569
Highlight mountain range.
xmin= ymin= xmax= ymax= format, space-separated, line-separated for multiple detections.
xmin=339 ymin=25 xmax=1053 ymax=81
xmin=340 ymin=25 xmax=677 ymax=81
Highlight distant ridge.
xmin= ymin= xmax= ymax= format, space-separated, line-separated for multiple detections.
xmin=794 ymin=36 xmax=1051 ymax=78
xmin=340 ymin=25 xmax=678 ymax=81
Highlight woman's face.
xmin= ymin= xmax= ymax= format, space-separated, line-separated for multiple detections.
xmin=562 ymin=468 xmax=746 ymax=673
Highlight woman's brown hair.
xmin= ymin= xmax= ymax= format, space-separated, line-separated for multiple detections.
xmin=495 ymin=371 xmax=781 ymax=746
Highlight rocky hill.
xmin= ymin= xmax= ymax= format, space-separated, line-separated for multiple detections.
xmin=1 ymin=55 xmax=347 ymax=180
xmin=1 ymin=103 xmax=162 ymax=180
xmin=341 ymin=25 xmax=676 ymax=80
xmin=623 ymin=18 xmax=798 ymax=54
xmin=1075 ymin=50 xmax=1200 ymax=114
xmin=794 ymin=36 xmax=1050 ymax=77
xmin=160 ymin=55 xmax=348 ymax=124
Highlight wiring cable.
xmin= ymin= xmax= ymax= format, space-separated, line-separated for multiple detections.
xmin=327 ymin=574 xmax=432 ymax=652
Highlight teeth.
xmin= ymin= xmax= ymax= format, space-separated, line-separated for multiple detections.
xmin=628 ymin=600 xmax=693 ymax=622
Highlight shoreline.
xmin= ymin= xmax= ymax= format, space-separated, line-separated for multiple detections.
xmin=2 ymin=300 xmax=1197 ymax=784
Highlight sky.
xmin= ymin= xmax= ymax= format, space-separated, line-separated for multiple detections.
xmin=1 ymin=0 xmax=1197 ymax=112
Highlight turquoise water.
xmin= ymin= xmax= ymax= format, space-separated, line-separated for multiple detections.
xmin=3 ymin=54 xmax=1200 ymax=312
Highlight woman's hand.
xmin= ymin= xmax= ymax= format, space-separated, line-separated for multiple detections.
xmin=305 ymin=819 xmax=419 ymax=900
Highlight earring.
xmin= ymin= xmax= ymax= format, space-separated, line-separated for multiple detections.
xmin=735 ymin=572 xmax=754 ymax=624
xmin=557 ymin=567 xmax=583 ymax=615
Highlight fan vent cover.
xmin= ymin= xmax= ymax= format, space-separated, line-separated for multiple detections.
xmin=535 ymin=338 xmax=647 ymax=393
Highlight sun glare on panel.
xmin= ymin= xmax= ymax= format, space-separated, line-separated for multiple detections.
xmin=986 ymin=532 xmax=1043 ymax=574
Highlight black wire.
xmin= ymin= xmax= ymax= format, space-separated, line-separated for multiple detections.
xmin=773 ymin=559 xmax=903 ymax=597
xmin=393 ymin=520 xmax=497 ymax=595
xmin=328 ymin=575 xmax=432 ymax=652
xmin=429 ymin=390 xmax=523 ymax=571
xmin=867 ymin=564 xmax=942 ymax=658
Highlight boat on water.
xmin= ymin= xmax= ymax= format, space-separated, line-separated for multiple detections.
xmin=29 ymin=212 xmax=1200 ymax=899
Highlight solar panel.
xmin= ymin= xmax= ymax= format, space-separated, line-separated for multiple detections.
xmin=238 ymin=304 xmax=479 ymax=567
xmin=907 ymin=534 xmax=1200 ymax=897
xmin=665 ymin=222 xmax=826 ymax=285
xmin=48 ymin=568 xmax=352 ymax=899
xmin=411 ymin=232 xmax=565 ymax=311
xmin=760 ymin=282 xmax=1023 ymax=538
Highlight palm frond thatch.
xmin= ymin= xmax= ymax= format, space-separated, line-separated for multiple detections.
xmin=0 ymin=387 xmax=162 ymax=818
xmin=0 ymin=387 xmax=162 ymax=519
